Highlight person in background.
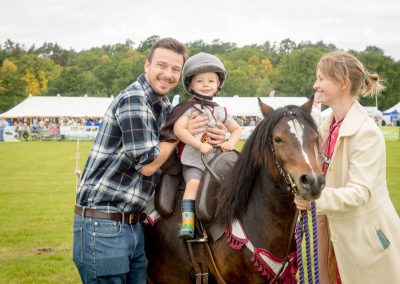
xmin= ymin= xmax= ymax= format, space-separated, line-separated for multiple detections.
xmin=73 ymin=38 xmax=226 ymax=284
xmin=294 ymin=51 xmax=400 ymax=284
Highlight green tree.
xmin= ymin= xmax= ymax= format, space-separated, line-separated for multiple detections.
xmin=269 ymin=48 xmax=325 ymax=97
xmin=137 ymin=35 xmax=160 ymax=54
xmin=353 ymin=50 xmax=400 ymax=110
xmin=0 ymin=59 xmax=26 ymax=112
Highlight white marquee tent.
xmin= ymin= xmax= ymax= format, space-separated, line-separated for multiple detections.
xmin=383 ymin=102 xmax=400 ymax=115
xmin=0 ymin=95 xmax=114 ymax=118
xmin=1 ymin=95 xmax=311 ymax=119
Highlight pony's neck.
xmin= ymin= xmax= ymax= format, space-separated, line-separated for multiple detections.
xmin=241 ymin=169 xmax=296 ymax=258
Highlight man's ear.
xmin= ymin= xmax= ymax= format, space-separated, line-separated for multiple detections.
xmin=144 ymin=59 xmax=150 ymax=74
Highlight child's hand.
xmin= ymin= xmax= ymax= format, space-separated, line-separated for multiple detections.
xmin=221 ymin=141 xmax=234 ymax=151
xmin=199 ymin=143 xmax=213 ymax=155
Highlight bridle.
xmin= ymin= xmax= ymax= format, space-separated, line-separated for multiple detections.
xmin=268 ymin=137 xmax=299 ymax=195
xmin=268 ymin=136 xmax=300 ymax=283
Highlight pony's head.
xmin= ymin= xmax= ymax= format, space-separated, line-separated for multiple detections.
xmin=216 ymin=97 xmax=325 ymax=226
xmin=258 ymin=97 xmax=325 ymax=200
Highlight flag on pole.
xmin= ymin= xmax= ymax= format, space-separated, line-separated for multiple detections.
xmin=75 ymin=140 xmax=81 ymax=193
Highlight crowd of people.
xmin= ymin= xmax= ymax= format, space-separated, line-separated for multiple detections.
xmin=233 ymin=115 xmax=262 ymax=126
xmin=0 ymin=115 xmax=267 ymax=142
xmin=0 ymin=117 xmax=103 ymax=140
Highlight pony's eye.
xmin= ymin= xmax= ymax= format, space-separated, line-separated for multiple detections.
xmin=273 ymin=137 xmax=282 ymax=144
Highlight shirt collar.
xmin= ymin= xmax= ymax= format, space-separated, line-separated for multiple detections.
xmin=137 ymin=74 xmax=170 ymax=107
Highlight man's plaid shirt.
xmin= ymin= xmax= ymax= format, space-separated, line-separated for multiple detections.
xmin=76 ymin=74 xmax=172 ymax=213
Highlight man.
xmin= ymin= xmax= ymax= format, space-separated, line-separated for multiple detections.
xmin=73 ymin=38 xmax=226 ymax=283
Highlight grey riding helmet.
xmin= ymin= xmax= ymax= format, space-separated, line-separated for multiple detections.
xmin=182 ymin=52 xmax=227 ymax=94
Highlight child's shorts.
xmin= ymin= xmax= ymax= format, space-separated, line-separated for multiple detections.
xmin=182 ymin=165 xmax=204 ymax=182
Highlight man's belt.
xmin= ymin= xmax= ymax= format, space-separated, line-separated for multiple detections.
xmin=74 ymin=205 xmax=147 ymax=225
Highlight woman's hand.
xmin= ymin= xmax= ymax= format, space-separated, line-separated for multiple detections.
xmin=294 ymin=195 xmax=312 ymax=211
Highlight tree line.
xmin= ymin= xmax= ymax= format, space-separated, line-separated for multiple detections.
xmin=1 ymin=35 xmax=399 ymax=113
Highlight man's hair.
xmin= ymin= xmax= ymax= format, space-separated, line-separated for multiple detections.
xmin=147 ymin=37 xmax=188 ymax=63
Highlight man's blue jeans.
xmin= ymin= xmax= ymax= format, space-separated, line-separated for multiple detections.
xmin=73 ymin=213 xmax=147 ymax=283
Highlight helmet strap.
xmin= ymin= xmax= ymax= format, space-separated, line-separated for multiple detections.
xmin=190 ymin=90 xmax=218 ymax=109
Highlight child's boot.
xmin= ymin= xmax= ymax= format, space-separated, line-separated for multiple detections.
xmin=177 ymin=199 xmax=195 ymax=239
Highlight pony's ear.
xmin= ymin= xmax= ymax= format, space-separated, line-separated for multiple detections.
xmin=258 ymin=97 xmax=274 ymax=118
xmin=301 ymin=95 xmax=314 ymax=113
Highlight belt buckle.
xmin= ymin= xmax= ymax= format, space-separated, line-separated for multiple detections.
xmin=128 ymin=213 xmax=136 ymax=224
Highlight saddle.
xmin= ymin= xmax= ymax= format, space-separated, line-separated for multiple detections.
xmin=196 ymin=150 xmax=240 ymax=222
xmin=154 ymin=150 xmax=240 ymax=226
xmin=155 ymin=151 xmax=183 ymax=217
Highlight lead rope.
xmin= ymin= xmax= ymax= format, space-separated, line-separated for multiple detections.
xmin=296 ymin=201 xmax=320 ymax=284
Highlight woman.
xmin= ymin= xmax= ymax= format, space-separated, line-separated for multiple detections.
xmin=295 ymin=51 xmax=400 ymax=283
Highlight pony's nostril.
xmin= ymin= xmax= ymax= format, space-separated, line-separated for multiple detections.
xmin=300 ymin=174 xmax=313 ymax=186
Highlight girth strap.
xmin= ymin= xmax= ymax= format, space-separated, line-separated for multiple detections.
xmin=187 ymin=242 xmax=209 ymax=284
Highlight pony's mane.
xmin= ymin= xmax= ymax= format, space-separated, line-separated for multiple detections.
xmin=216 ymin=105 xmax=319 ymax=226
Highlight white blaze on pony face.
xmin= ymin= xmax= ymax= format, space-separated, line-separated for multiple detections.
xmin=288 ymin=119 xmax=314 ymax=171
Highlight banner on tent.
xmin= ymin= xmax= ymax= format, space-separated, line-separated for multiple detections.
xmin=59 ymin=126 xmax=99 ymax=140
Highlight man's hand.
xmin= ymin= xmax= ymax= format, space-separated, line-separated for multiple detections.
xmin=187 ymin=111 xmax=227 ymax=146
xmin=207 ymin=122 xmax=227 ymax=146
xmin=187 ymin=111 xmax=208 ymax=135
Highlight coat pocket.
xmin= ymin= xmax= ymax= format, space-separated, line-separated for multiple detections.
xmin=364 ymin=224 xmax=390 ymax=253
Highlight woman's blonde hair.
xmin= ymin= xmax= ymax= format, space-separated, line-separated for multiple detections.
xmin=317 ymin=51 xmax=385 ymax=97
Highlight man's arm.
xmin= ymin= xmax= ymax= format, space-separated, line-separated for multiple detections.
xmin=140 ymin=141 xmax=178 ymax=176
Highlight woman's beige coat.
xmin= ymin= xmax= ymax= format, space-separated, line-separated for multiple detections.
xmin=316 ymin=100 xmax=400 ymax=284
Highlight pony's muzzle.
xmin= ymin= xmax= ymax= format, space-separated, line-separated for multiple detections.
xmin=298 ymin=173 xmax=325 ymax=199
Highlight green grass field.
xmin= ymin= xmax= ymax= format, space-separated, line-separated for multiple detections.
xmin=0 ymin=140 xmax=399 ymax=283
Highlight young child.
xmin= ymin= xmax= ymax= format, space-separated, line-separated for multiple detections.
xmin=174 ymin=52 xmax=242 ymax=239
xmin=141 ymin=52 xmax=241 ymax=239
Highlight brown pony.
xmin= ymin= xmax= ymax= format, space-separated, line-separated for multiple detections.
xmin=145 ymin=98 xmax=325 ymax=283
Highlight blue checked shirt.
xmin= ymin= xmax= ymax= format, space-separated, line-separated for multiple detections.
xmin=76 ymin=74 xmax=172 ymax=213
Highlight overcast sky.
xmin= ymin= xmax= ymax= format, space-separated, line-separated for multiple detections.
xmin=1 ymin=0 xmax=399 ymax=60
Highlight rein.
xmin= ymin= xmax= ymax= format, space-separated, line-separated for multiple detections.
xmin=201 ymin=148 xmax=222 ymax=186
